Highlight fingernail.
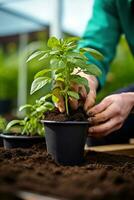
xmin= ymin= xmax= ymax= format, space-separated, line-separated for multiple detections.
xmin=89 ymin=112 xmax=94 ymax=116
xmin=87 ymin=111 xmax=94 ymax=117
xmin=89 ymin=128 xmax=93 ymax=133
xmin=59 ymin=106 xmax=65 ymax=113
xmin=88 ymin=118 xmax=92 ymax=123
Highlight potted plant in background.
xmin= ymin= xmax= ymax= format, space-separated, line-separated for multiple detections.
xmin=0 ymin=116 xmax=7 ymax=146
xmin=1 ymin=97 xmax=54 ymax=149
xmin=28 ymin=36 xmax=103 ymax=165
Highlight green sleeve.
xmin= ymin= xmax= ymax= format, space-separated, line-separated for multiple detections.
xmin=78 ymin=0 xmax=122 ymax=90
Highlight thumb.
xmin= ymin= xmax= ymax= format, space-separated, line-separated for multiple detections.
xmin=84 ymin=89 xmax=96 ymax=113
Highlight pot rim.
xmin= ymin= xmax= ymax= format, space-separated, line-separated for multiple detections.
xmin=41 ymin=120 xmax=89 ymax=125
xmin=0 ymin=133 xmax=43 ymax=139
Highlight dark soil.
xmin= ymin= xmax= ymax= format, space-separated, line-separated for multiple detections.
xmin=45 ymin=107 xmax=88 ymax=122
xmin=0 ymin=143 xmax=134 ymax=200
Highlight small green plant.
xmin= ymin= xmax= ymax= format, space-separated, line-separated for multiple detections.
xmin=6 ymin=96 xmax=54 ymax=136
xmin=0 ymin=116 xmax=7 ymax=132
xmin=28 ymin=37 xmax=103 ymax=115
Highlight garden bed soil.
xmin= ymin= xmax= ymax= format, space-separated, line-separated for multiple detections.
xmin=0 ymin=143 xmax=134 ymax=200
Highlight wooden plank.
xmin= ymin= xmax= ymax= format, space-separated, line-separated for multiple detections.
xmin=85 ymin=144 xmax=134 ymax=157
xmin=18 ymin=191 xmax=62 ymax=200
xmin=85 ymin=144 xmax=134 ymax=152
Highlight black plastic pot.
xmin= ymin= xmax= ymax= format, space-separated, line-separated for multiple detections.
xmin=0 ymin=99 xmax=12 ymax=115
xmin=0 ymin=133 xmax=45 ymax=149
xmin=42 ymin=120 xmax=89 ymax=166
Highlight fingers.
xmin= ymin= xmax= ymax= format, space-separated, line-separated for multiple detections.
xmin=69 ymin=84 xmax=87 ymax=110
xmin=87 ymin=98 xmax=112 ymax=116
xmin=84 ymin=89 xmax=96 ymax=112
xmin=55 ymin=84 xmax=87 ymax=112
xmin=88 ymin=104 xmax=115 ymax=125
xmin=79 ymin=85 xmax=87 ymax=100
xmin=88 ymin=117 xmax=122 ymax=138
xmin=55 ymin=96 xmax=65 ymax=113
xmin=69 ymin=98 xmax=79 ymax=110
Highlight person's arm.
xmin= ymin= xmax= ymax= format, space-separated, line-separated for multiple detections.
xmin=78 ymin=0 xmax=122 ymax=90
xmin=56 ymin=0 xmax=122 ymax=113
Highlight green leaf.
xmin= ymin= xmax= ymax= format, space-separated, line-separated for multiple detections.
xmin=19 ymin=104 xmax=32 ymax=112
xmin=67 ymin=45 xmax=77 ymax=51
xmin=52 ymin=95 xmax=59 ymax=103
xmin=56 ymin=77 xmax=64 ymax=82
xmin=27 ymin=51 xmax=44 ymax=62
xmin=58 ymin=60 xmax=66 ymax=68
xmin=67 ymin=57 xmax=83 ymax=66
xmin=6 ymin=120 xmax=22 ymax=131
xmin=67 ymin=91 xmax=80 ymax=100
xmin=70 ymin=75 xmax=89 ymax=88
xmin=80 ymin=48 xmax=104 ymax=60
xmin=38 ymin=52 xmax=50 ymax=61
xmin=65 ymin=37 xmax=80 ymax=43
xmin=36 ymin=106 xmax=47 ymax=113
xmin=84 ymin=64 xmax=102 ymax=77
xmin=47 ymin=37 xmax=60 ymax=48
xmin=39 ymin=94 xmax=52 ymax=102
xmin=34 ymin=68 xmax=52 ymax=79
xmin=44 ymin=102 xmax=54 ymax=110
xmin=30 ymin=77 xmax=52 ymax=94
xmin=50 ymin=58 xmax=59 ymax=67
xmin=66 ymin=52 xmax=87 ymax=61
xmin=49 ymin=50 xmax=60 ymax=55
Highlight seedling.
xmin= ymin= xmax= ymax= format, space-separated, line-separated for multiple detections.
xmin=28 ymin=37 xmax=103 ymax=115
xmin=6 ymin=97 xmax=54 ymax=136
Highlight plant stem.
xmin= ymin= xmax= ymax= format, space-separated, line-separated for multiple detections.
xmin=64 ymin=61 xmax=70 ymax=116
xmin=65 ymin=93 xmax=69 ymax=116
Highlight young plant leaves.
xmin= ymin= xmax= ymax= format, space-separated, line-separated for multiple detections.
xmin=34 ymin=68 xmax=52 ymax=79
xmin=67 ymin=91 xmax=80 ymax=100
xmin=30 ymin=77 xmax=52 ymax=94
xmin=29 ymin=36 xmax=103 ymax=116
xmin=6 ymin=120 xmax=22 ymax=131
xmin=80 ymin=47 xmax=104 ymax=60
xmin=84 ymin=64 xmax=102 ymax=76
xmin=27 ymin=51 xmax=45 ymax=62
xmin=19 ymin=104 xmax=32 ymax=112
xmin=47 ymin=37 xmax=60 ymax=49
xmin=70 ymin=75 xmax=89 ymax=88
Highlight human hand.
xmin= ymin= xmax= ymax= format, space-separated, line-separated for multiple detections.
xmin=88 ymin=93 xmax=134 ymax=137
xmin=55 ymin=74 xmax=98 ymax=112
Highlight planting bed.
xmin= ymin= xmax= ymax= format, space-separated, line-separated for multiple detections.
xmin=0 ymin=143 xmax=134 ymax=200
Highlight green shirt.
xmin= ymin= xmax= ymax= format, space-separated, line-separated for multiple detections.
xmin=78 ymin=0 xmax=134 ymax=89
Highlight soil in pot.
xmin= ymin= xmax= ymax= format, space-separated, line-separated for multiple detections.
xmin=1 ymin=133 xmax=45 ymax=149
xmin=45 ymin=107 xmax=88 ymax=122
xmin=0 ymin=144 xmax=134 ymax=200
xmin=43 ymin=108 xmax=89 ymax=166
